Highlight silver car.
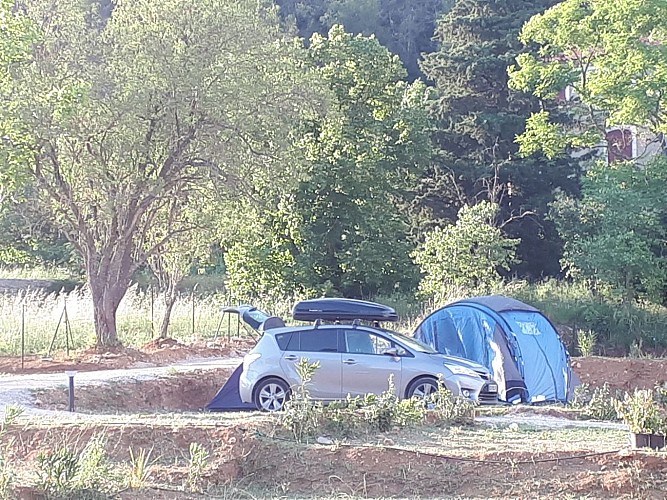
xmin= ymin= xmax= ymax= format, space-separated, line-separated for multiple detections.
xmin=239 ymin=323 xmax=498 ymax=411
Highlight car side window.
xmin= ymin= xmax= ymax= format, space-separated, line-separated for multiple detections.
xmin=275 ymin=333 xmax=292 ymax=351
xmin=298 ymin=330 xmax=339 ymax=353
xmin=344 ymin=330 xmax=403 ymax=355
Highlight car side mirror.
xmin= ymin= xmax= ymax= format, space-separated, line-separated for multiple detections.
xmin=383 ymin=347 xmax=399 ymax=356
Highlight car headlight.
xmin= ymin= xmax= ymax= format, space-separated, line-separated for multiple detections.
xmin=445 ymin=364 xmax=478 ymax=377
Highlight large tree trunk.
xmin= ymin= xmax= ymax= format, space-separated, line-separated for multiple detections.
xmin=90 ymin=278 xmax=126 ymax=347
xmin=87 ymin=247 xmax=134 ymax=348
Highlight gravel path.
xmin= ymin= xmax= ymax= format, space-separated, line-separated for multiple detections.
xmin=477 ymin=413 xmax=628 ymax=430
xmin=0 ymin=357 xmax=242 ymax=417
xmin=0 ymin=360 xmax=628 ymax=431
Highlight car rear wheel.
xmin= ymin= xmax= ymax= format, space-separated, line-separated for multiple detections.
xmin=407 ymin=377 xmax=438 ymax=399
xmin=254 ymin=378 xmax=290 ymax=412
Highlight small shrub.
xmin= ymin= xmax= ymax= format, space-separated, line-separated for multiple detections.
xmin=0 ymin=405 xmax=22 ymax=499
xmin=186 ymin=443 xmax=209 ymax=493
xmin=570 ymin=384 xmax=619 ymax=421
xmin=655 ymin=383 xmax=667 ymax=406
xmin=358 ymin=376 xmax=424 ymax=432
xmin=36 ymin=448 xmax=79 ymax=494
xmin=576 ymin=329 xmax=597 ymax=356
xmin=280 ymin=358 xmax=323 ymax=442
xmin=614 ymin=389 xmax=662 ymax=433
xmin=428 ymin=381 xmax=476 ymax=426
xmin=36 ymin=434 xmax=117 ymax=497
xmin=128 ymin=447 xmax=157 ymax=489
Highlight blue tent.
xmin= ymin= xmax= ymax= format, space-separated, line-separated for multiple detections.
xmin=413 ymin=296 xmax=577 ymax=403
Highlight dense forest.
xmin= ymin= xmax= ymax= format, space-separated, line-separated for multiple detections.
xmin=0 ymin=0 xmax=666 ymax=348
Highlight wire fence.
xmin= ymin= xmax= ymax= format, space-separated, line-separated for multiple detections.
xmin=0 ymin=285 xmax=286 ymax=357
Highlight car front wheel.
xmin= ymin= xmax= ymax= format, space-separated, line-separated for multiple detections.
xmin=254 ymin=378 xmax=290 ymax=412
xmin=407 ymin=377 xmax=439 ymax=399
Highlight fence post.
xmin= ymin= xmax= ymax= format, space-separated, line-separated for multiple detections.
xmin=21 ymin=303 xmax=25 ymax=370
xmin=150 ymin=286 xmax=155 ymax=338
xmin=191 ymin=285 xmax=197 ymax=337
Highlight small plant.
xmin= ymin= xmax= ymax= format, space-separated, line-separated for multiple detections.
xmin=614 ymin=389 xmax=662 ymax=434
xmin=359 ymin=376 xmax=424 ymax=432
xmin=186 ymin=442 xmax=209 ymax=493
xmin=36 ymin=434 xmax=117 ymax=497
xmin=0 ymin=405 xmax=22 ymax=499
xmin=76 ymin=434 xmax=116 ymax=493
xmin=655 ymin=383 xmax=667 ymax=406
xmin=36 ymin=447 xmax=79 ymax=494
xmin=280 ymin=358 xmax=322 ymax=442
xmin=576 ymin=329 xmax=597 ymax=357
xmin=128 ymin=447 xmax=157 ymax=489
xmin=428 ymin=380 xmax=476 ymax=425
xmin=571 ymin=384 xmax=620 ymax=421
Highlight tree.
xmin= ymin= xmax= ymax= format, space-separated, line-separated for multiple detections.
xmin=417 ymin=0 xmax=580 ymax=278
xmin=293 ymin=26 xmax=432 ymax=297
xmin=508 ymin=0 xmax=667 ymax=305
xmin=146 ymin=190 xmax=217 ymax=340
xmin=551 ymin=160 xmax=667 ymax=304
xmin=275 ymin=0 xmax=451 ymax=80
xmin=223 ymin=26 xmax=433 ymax=298
xmin=0 ymin=0 xmax=310 ymax=346
xmin=413 ymin=202 xmax=519 ymax=297
xmin=508 ymin=0 xmax=667 ymax=157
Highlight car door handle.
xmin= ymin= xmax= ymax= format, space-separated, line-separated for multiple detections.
xmin=343 ymin=359 xmax=357 ymax=365
xmin=284 ymin=355 xmax=298 ymax=361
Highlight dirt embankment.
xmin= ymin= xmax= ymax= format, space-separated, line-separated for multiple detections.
xmin=4 ymin=419 xmax=666 ymax=499
xmin=573 ymin=356 xmax=667 ymax=392
xmin=34 ymin=368 xmax=235 ymax=413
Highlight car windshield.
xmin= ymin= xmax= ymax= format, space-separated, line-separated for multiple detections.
xmin=383 ymin=329 xmax=438 ymax=354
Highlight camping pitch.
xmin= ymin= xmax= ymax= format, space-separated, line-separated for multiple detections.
xmin=413 ymin=296 xmax=577 ymax=403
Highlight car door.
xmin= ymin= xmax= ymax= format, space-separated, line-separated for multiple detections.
xmin=340 ymin=328 xmax=402 ymax=397
xmin=278 ymin=329 xmax=342 ymax=400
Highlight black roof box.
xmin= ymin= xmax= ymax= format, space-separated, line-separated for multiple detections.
xmin=292 ymin=298 xmax=399 ymax=322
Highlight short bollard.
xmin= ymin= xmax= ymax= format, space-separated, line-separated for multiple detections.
xmin=66 ymin=371 xmax=77 ymax=412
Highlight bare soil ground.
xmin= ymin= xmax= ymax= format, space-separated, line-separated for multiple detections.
xmin=573 ymin=356 xmax=667 ymax=391
xmin=3 ymin=415 xmax=666 ymax=499
xmin=0 ymin=337 xmax=253 ymax=375
xmin=3 ymin=345 xmax=667 ymax=498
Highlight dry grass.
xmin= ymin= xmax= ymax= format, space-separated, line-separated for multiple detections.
xmin=0 ymin=286 xmax=269 ymax=355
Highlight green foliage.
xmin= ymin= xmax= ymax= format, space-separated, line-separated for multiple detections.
xmin=417 ymin=0 xmax=580 ymax=281
xmin=224 ymin=26 xmax=432 ymax=298
xmin=576 ymin=329 xmax=597 ymax=357
xmin=550 ymin=159 xmax=667 ymax=304
xmin=571 ymin=384 xmax=619 ymax=421
xmin=356 ymin=375 xmax=423 ymax=432
xmin=0 ymin=0 xmax=311 ymax=345
xmin=428 ymin=380 xmax=476 ymax=426
xmin=127 ymin=447 xmax=157 ymax=489
xmin=275 ymin=0 xmax=451 ymax=80
xmin=280 ymin=359 xmax=475 ymax=441
xmin=0 ymin=405 xmax=23 ymax=499
xmin=510 ymin=0 xmax=667 ymax=154
xmin=414 ymin=202 xmax=519 ymax=298
xmin=36 ymin=434 xmax=116 ymax=498
xmin=280 ymin=358 xmax=322 ymax=442
xmin=614 ymin=390 xmax=663 ymax=434
xmin=186 ymin=443 xmax=209 ymax=493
